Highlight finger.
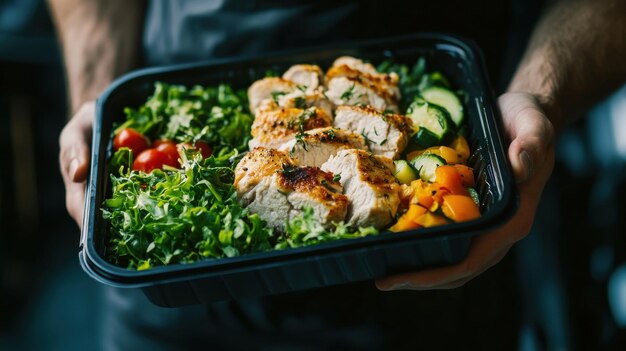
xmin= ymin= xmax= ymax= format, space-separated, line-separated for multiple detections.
xmin=377 ymin=246 xmax=511 ymax=291
xmin=65 ymin=181 xmax=86 ymax=229
xmin=376 ymin=243 xmax=512 ymax=291
xmin=499 ymin=93 xmax=554 ymax=183
xmin=59 ymin=102 xmax=94 ymax=182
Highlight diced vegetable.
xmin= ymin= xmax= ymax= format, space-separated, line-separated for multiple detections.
xmin=441 ymin=195 xmax=481 ymax=222
xmin=410 ymin=154 xmax=446 ymax=182
xmin=394 ymin=160 xmax=418 ymax=185
xmin=408 ymin=145 xmax=465 ymax=165
xmin=435 ymin=165 xmax=467 ymax=195
xmin=389 ymin=204 xmax=427 ymax=232
xmin=449 ymin=135 xmax=470 ymax=163
xmin=453 ymin=164 xmax=476 ymax=187
xmin=421 ymin=86 xmax=464 ymax=127
xmin=468 ymin=187 xmax=480 ymax=205
xmin=415 ymin=212 xmax=449 ymax=228
xmin=407 ymin=98 xmax=453 ymax=145
xmin=413 ymin=127 xmax=442 ymax=149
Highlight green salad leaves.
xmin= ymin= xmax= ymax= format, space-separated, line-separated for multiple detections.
xmin=104 ymin=82 xmax=378 ymax=270
xmin=103 ymin=151 xmax=273 ymax=270
xmin=115 ymin=82 xmax=253 ymax=152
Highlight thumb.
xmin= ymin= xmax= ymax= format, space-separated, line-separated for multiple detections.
xmin=60 ymin=102 xmax=94 ymax=182
xmin=499 ymin=93 xmax=555 ymax=183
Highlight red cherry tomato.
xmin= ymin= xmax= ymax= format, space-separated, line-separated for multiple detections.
xmin=195 ymin=141 xmax=213 ymax=158
xmin=154 ymin=140 xmax=180 ymax=166
xmin=132 ymin=148 xmax=178 ymax=173
xmin=152 ymin=139 xmax=171 ymax=148
xmin=113 ymin=128 xmax=150 ymax=155
xmin=177 ymin=141 xmax=213 ymax=159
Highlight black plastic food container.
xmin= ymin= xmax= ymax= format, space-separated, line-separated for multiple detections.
xmin=80 ymin=33 xmax=518 ymax=307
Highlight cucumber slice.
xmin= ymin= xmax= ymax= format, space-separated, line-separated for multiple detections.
xmin=394 ymin=160 xmax=418 ymax=185
xmin=413 ymin=127 xmax=440 ymax=149
xmin=468 ymin=187 xmax=480 ymax=205
xmin=421 ymin=86 xmax=464 ymax=127
xmin=407 ymin=98 xmax=453 ymax=145
xmin=410 ymin=154 xmax=446 ymax=182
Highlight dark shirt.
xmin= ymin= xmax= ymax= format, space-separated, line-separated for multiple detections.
xmin=143 ymin=0 xmax=543 ymax=88
xmin=105 ymin=1 xmax=545 ymax=350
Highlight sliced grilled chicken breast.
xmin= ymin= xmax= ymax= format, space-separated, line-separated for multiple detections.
xmin=248 ymin=77 xmax=298 ymax=113
xmin=325 ymin=56 xmax=400 ymax=112
xmin=279 ymin=127 xmax=367 ymax=167
xmin=282 ymin=64 xmax=324 ymax=91
xmin=333 ymin=105 xmax=410 ymax=159
xmin=332 ymin=56 xmax=379 ymax=76
xmin=326 ymin=64 xmax=400 ymax=102
xmin=256 ymin=89 xmax=333 ymax=117
xmin=321 ymin=149 xmax=400 ymax=229
xmin=249 ymin=107 xmax=333 ymax=149
xmin=235 ymin=148 xmax=348 ymax=229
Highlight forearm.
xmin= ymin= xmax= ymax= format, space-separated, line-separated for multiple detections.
xmin=48 ymin=0 xmax=144 ymax=114
xmin=508 ymin=0 xmax=626 ymax=131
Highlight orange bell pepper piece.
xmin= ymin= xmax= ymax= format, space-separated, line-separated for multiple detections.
xmin=453 ymin=164 xmax=476 ymax=187
xmin=415 ymin=212 xmax=449 ymax=228
xmin=441 ymin=195 xmax=481 ymax=222
xmin=449 ymin=135 xmax=470 ymax=164
xmin=389 ymin=204 xmax=427 ymax=232
xmin=435 ymin=165 xmax=467 ymax=195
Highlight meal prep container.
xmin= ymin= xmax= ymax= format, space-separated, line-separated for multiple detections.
xmin=80 ymin=33 xmax=518 ymax=307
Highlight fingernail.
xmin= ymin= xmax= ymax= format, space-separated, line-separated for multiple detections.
xmin=519 ymin=150 xmax=532 ymax=181
xmin=69 ymin=159 xmax=79 ymax=180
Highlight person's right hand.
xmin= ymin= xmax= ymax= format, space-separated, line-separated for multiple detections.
xmin=59 ymin=101 xmax=94 ymax=230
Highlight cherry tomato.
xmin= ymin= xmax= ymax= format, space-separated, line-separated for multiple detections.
xmin=132 ymin=148 xmax=178 ymax=173
xmin=195 ymin=141 xmax=213 ymax=158
xmin=113 ymin=128 xmax=150 ymax=155
xmin=177 ymin=141 xmax=213 ymax=159
xmin=154 ymin=140 xmax=180 ymax=166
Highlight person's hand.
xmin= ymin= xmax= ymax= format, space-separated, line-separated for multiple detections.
xmin=59 ymin=101 xmax=94 ymax=230
xmin=376 ymin=92 xmax=555 ymax=290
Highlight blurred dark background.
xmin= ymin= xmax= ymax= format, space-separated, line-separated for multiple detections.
xmin=1 ymin=1 xmax=626 ymax=350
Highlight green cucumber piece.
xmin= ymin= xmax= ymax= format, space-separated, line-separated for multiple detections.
xmin=413 ymin=127 xmax=440 ymax=149
xmin=407 ymin=98 xmax=453 ymax=145
xmin=410 ymin=154 xmax=446 ymax=182
xmin=421 ymin=86 xmax=464 ymax=128
xmin=468 ymin=187 xmax=480 ymax=205
xmin=394 ymin=160 xmax=418 ymax=185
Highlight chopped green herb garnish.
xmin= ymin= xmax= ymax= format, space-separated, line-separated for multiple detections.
xmin=271 ymin=90 xmax=287 ymax=104
xmin=340 ymin=84 xmax=356 ymax=101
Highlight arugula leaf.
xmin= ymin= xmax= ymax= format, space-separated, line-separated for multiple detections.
xmin=275 ymin=208 xmax=379 ymax=249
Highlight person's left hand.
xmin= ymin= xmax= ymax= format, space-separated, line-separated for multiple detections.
xmin=376 ymin=92 xmax=555 ymax=290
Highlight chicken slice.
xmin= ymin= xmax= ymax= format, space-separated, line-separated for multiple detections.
xmin=332 ymin=56 xmax=379 ymax=76
xmin=325 ymin=75 xmax=399 ymax=113
xmin=326 ymin=64 xmax=400 ymax=102
xmin=235 ymin=147 xmax=348 ymax=229
xmin=279 ymin=127 xmax=367 ymax=167
xmin=333 ymin=105 xmax=410 ymax=159
xmin=321 ymin=149 xmax=400 ymax=229
xmin=256 ymin=89 xmax=333 ymax=117
xmin=282 ymin=64 xmax=324 ymax=92
xmin=248 ymin=77 xmax=298 ymax=113
xmin=249 ymin=107 xmax=333 ymax=150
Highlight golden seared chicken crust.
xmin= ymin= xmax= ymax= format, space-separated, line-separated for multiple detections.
xmin=247 ymin=77 xmax=298 ymax=113
xmin=234 ymin=147 xmax=348 ymax=229
xmin=249 ymin=107 xmax=332 ymax=149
